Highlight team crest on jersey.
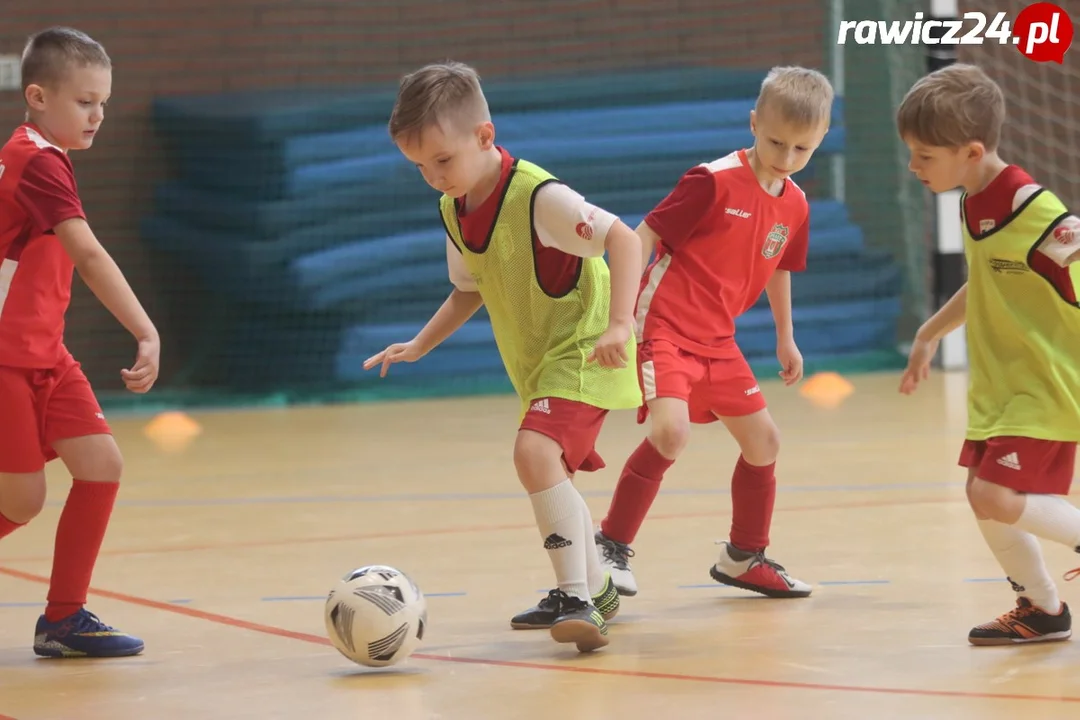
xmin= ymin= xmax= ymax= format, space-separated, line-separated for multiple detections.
xmin=761 ymin=223 xmax=789 ymax=259
xmin=1053 ymin=221 xmax=1078 ymax=246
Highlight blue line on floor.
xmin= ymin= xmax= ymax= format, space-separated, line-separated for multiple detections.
xmin=0 ymin=602 xmax=42 ymax=608
xmin=817 ymin=580 xmax=891 ymax=586
xmin=168 ymin=599 xmax=193 ymax=604
xmin=964 ymin=577 xmax=1006 ymax=583
xmin=75 ymin=480 xmax=963 ymax=510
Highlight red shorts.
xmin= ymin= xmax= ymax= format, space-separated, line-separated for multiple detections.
xmin=959 ymin=436 xmax=1076 ymax=495
xmin=0 ymin=352 xmax=112 ymax=474
xmin=519 ymin=397 xmax=609 ymax=473
xmin=637 ymin=339 xmax=766 ymax=424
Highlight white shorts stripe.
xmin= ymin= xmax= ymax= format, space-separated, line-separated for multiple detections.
xmin=0 ymin=258 xmax=18 ymax=319
xmin=640 ymin=359 xmax=657 ymax=402
xmin=635 ymin=253 xmax=672 ymax=340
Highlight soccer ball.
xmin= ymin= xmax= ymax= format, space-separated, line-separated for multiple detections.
xmin=324 ymin=564 xmax=427 ymax=667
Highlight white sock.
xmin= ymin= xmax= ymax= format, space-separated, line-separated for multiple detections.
xmin=575 ymin=490 xmax=605 ymax=597
xmin=1013 ymin=495 xmax=1080 ymax=550
xmin=977 ymin=517 xmax=1060 ymax=612
xmin=529 ymin=480 xmax=589 ymax=602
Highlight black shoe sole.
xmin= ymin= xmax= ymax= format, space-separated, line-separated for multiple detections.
xmin=709 ymin=565 xmax=812 ymax=599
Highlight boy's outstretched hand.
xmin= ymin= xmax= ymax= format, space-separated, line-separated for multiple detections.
xmin=899 ymin=336 xmax=939 ymax=395
xmin=363 ymin=340 xmax=424 ymax=378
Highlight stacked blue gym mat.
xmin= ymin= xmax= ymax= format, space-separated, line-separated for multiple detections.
xmin=144 ymin=68 xmax=901 ymax=394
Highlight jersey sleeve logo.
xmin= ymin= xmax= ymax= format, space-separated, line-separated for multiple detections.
xmin=1052 ymin=219 xmax=1078 ymax=246
xmin=762 ymin=223 xmax=789 ymax=259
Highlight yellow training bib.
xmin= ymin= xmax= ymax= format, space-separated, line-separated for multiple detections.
xmin=962 ymin=187 xmax=1080 ymax=441
xmin=439 ymin=158 xmax=641 ymax=419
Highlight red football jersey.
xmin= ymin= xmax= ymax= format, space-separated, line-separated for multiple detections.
xmin=635 ymin=149 xmax=810 ymax=359
xmin=0 ymin=124 xmax=86 ymax=368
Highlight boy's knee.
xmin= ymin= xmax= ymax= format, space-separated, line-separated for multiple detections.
xmin=79 ymin=448 xmax=123 ymax=484
xmin=0 ymin=472 xmax=48 ymax=524
xmin=741 ymin=422 xmax=781 ymax=466
xmin=650 ymin=417 xmax=691 ymax=458
xmin=967 ymin=477 xmax=1023 ymax=523
xmin=97 ymin=450 xmax=124 ymax=484
xmin=53 ymin=435 xmax=124 ymax=483
xmin=513 ymin=430 xmax=565 ymax=492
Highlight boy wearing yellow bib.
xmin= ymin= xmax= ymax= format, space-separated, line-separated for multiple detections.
xmin=365 ymin=62 xmax=643 ymax=653
xmin=897 ymin=64 xmax=1080 ymax=646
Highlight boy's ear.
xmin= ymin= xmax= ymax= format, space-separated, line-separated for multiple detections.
xmin=24 ymin=83 xmax=47 ymax=112
xmin=477 ymin=121 xmax=495 ymax=150
xmin=749 ymin=109 xmax=757 ymax=135
xmin=966 ymin=141 xmax=986 ymax=162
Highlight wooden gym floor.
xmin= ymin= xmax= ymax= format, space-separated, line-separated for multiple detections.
xmin=1 ymin=370 xmax=1079 ymax=719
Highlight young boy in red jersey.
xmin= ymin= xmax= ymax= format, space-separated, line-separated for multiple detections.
xmin=897 ymin=63 xmax=1080 ymax=646
xmin=0 ymin=27 xmax=159 ymax=657
xmin=364 ymin=62 xmax=642 ymax=652
xmin=593 ymin=67 xmax=835 ymax=599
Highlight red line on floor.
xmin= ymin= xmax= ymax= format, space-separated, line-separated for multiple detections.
xmin=0 ymin=564 xmax=1075 ymax=705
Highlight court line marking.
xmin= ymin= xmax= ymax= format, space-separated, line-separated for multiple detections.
xmin=0 ymin=495 xmax=960 ymax=565
xmin=260 ymin=593 xmax=467 ymax=602
xmin=817 ymin=580 xmax=891 ymax=586
xmin=69 ymin=480 xmax=965 ymax=509
xmin=0 ymin=565 xmax=1076 ymax=705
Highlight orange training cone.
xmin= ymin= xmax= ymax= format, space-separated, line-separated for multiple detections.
xmin=143 ymin=411 xmax=202 ymax=453
xmin=799 ymin=371 xmax=854 ymax=409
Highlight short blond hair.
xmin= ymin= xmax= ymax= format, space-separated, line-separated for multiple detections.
xmin=388 ymin=61 xmax=491 ymax=145
xmin=755 ymin=66 xmax=834 ymax=128
xmin=21 ymin=26 xmax=110 ymax=92
xmin=896 ymin=63 xmax=1005 ymax=150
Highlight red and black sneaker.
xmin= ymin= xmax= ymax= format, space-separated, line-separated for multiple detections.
xmin=709 ymin=541 xmax=812 ymax=598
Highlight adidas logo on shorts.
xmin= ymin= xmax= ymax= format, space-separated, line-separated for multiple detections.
xmin=996 ymin=452 xmax=1021 ymax=470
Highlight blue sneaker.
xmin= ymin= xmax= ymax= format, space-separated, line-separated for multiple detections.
xmin=33 ymin=609 xmax=145 ymax=658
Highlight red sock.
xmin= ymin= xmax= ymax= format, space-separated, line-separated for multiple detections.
xmin=729 ymin=455 xmax=776 ymax=553
xmin=45 ymin=480 xmax=119 ymax=622
xmin=600 ymin=438 xmax=674 ymax=544
xmin=0 ymin=511 xmax=26 ymax=541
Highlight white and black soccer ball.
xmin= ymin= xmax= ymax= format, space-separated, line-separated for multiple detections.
xmin=324 ymin=565 xmax=427 ymax=667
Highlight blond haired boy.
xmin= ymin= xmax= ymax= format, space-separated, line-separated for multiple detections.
xmin=364 ymin=61 xmax=642 ymax=652
xmin=593 ymin=66 xmax=834 ymax=600
xmin=0 ymin=27 xmax=159 ymax=657
xmin=898 ymin=62 xmax=1080 ymax=645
